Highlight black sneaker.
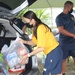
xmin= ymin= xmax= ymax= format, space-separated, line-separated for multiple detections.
xmin=63 ymin=73 xmax=65 ymax=75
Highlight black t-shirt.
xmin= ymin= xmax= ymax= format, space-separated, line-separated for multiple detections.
xmin=56 ymin=13 xmax=75 ymax=44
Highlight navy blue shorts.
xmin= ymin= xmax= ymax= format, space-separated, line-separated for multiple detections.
xmin=61 ymin=42 xmax=75 ymax=59
xmin=43 ymin=46 xmax=63 ymax=75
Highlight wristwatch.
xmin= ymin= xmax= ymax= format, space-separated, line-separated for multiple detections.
xmin=27 ymin=53 xmax=30 ymax=57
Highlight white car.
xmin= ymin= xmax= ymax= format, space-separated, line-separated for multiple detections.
xmin=0 ymin=0 xmax=39 ymax=75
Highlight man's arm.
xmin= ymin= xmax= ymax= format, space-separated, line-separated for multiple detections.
xmin=74 ymin=26 xmax=75 ymax=30
xmin=58 ymin=26 xmax=75 ymax=38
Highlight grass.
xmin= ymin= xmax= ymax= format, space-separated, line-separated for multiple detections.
xmin=66 ymin=57 xmax=75 ymax=72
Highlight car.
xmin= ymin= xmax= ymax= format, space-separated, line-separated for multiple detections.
xmin=0 ymin=0 xmax=39 ymax=75
xmin=52 ymin=30 xmax=59 ymax=42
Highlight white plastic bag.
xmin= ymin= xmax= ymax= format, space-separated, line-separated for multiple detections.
xmin=2 ymin=37 xmax=29 ymax=69
xmin=1 ymin=44 xmax=8 ymax=54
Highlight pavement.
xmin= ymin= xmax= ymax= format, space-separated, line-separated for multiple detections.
xmin=65 ymin=71 xmax=75 ymax=75
xmin=39 ymin=71 xmax=75 ymax=75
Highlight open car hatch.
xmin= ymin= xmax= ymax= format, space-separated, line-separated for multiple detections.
xmin=0 ymin=0 xmax=37 ymax=19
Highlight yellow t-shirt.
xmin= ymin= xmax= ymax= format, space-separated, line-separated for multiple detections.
xmin=32 ymin=24 xmax=59 ymax=55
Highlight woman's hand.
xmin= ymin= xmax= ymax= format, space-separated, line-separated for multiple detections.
xmin=19 ymin=38 xmax=36 ymax=46
xmin=18 ymin=38 xmax=27 ymax=44
xmin=21 ymin=54 xmax=28 ymax=65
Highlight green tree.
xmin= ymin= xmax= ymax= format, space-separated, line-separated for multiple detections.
xmin=16 ymin=8 xmax=51 ymax=35
xmin=31 ymin=9 xmax=51 ymax=25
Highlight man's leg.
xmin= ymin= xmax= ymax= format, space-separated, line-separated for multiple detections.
xmin=56 ymin=74 xmax=62 ymax=75
xmin=73 ymin=57 xmax=75 ymax=65
xmin=50 ymin=73 xmax=64 ymax=75
xmin=62 ymin=59 xmax=67 ymax=75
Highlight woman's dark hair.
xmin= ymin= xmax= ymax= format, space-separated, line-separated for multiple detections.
xmin=23 ymin=11 xmax=51 ymax=38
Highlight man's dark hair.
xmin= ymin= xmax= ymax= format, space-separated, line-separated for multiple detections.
xmin=64 ymin=1 xmax=73 ymax=8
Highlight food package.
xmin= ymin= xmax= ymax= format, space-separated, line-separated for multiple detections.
xmin=1 ymin=38 xmax=29 ymax=69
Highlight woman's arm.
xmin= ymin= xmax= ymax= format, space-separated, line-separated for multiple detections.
xmin=19 ymin=38 xmax=36 ymax=46
xmin=28 ymin=47 xmax=44 ymax=57
xmin=21 ymin=47 xmax=44 ymax=64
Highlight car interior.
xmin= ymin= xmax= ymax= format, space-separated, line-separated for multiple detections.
xmin=0 ymin=0 xmax=39 ymax=75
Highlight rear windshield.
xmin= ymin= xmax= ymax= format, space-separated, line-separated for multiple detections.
xmin=0 ymin=0 xmax=25 ymax=10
